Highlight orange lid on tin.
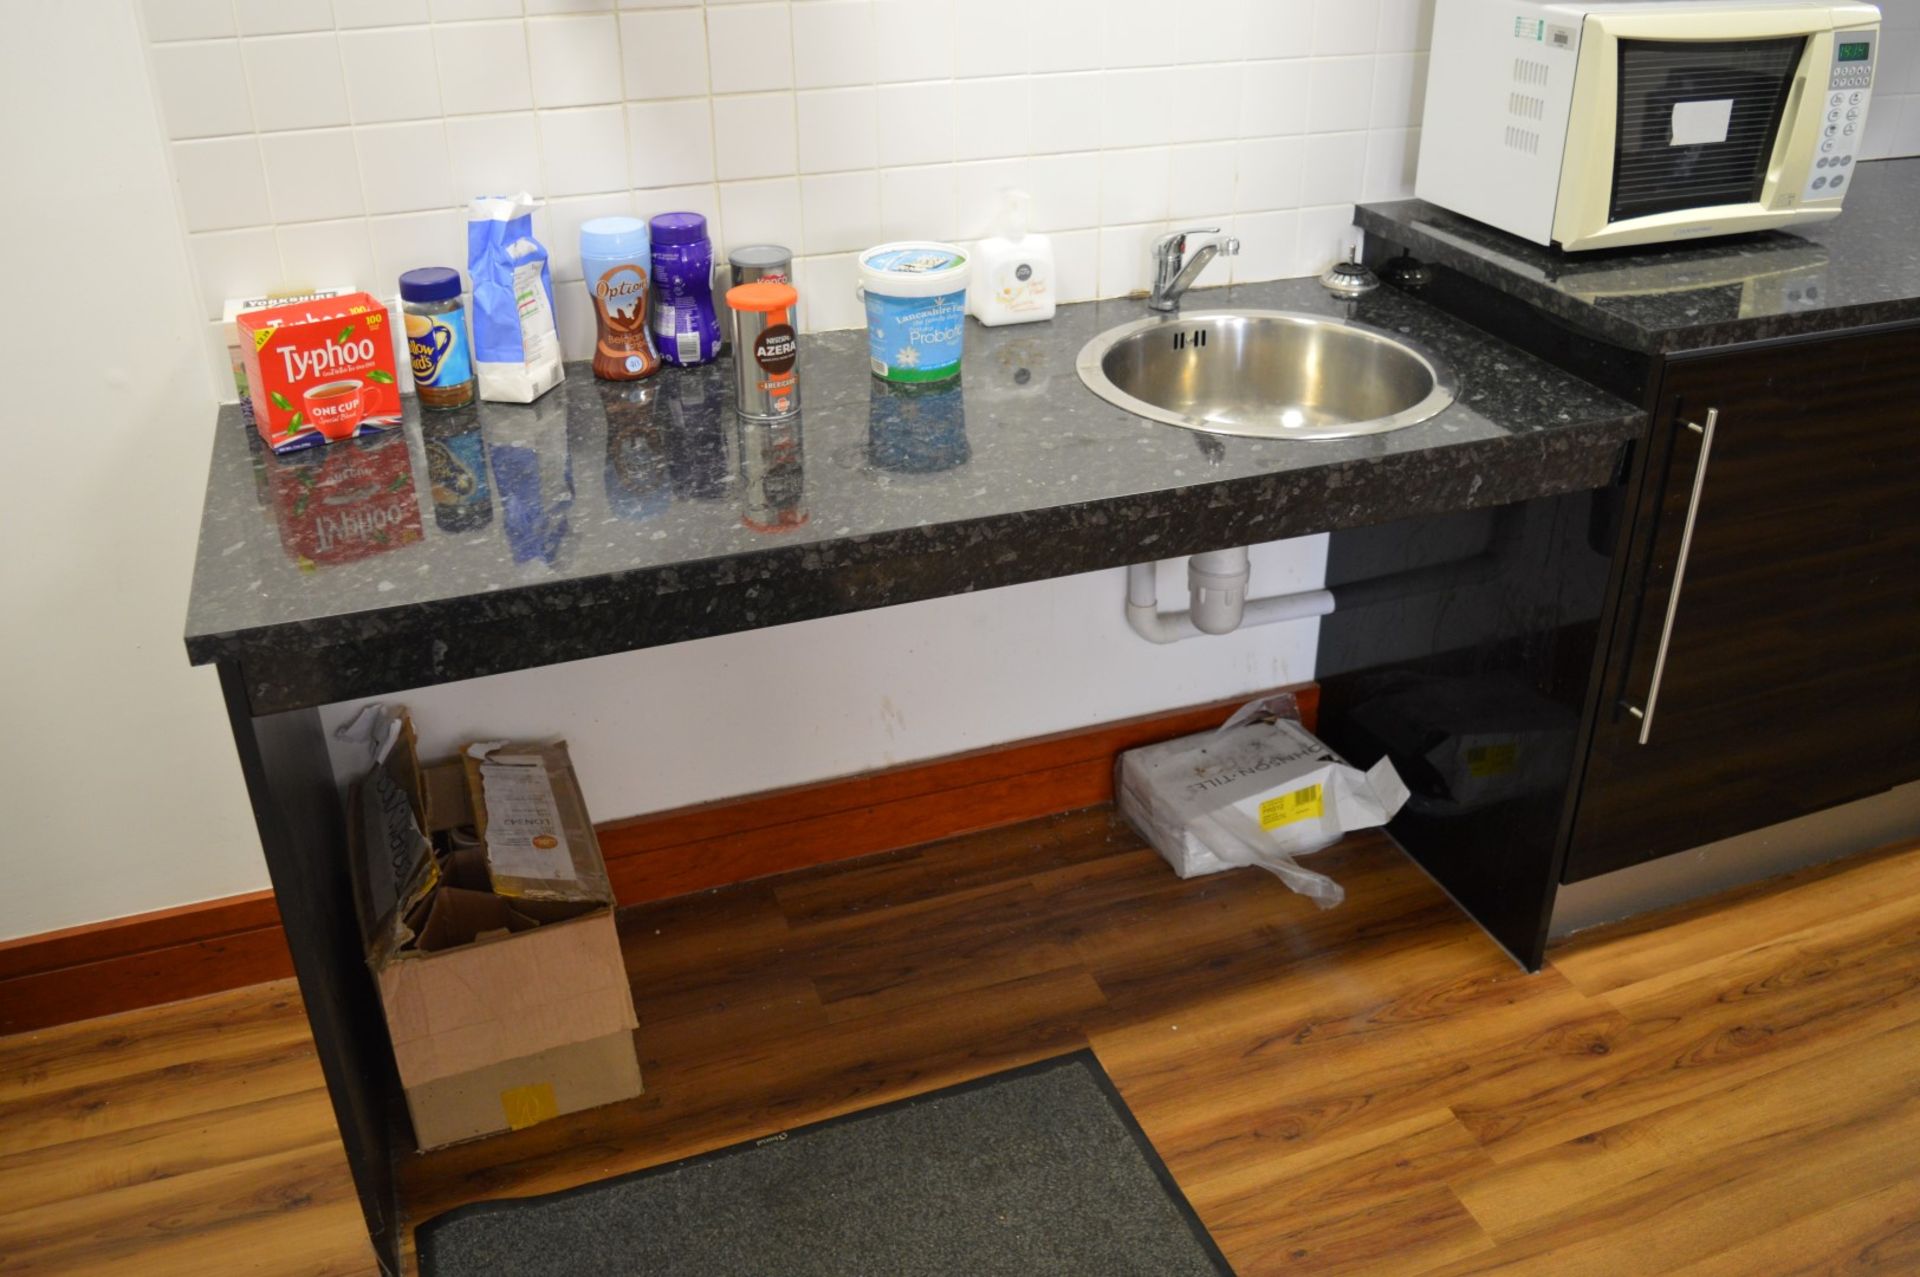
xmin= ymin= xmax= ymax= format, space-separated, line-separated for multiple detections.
xmin=725 ymin=281 xmax=798 ymax=313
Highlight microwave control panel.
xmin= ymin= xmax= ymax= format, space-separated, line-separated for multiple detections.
xmin=1804 ymin=28 xmax=1876 ymax=202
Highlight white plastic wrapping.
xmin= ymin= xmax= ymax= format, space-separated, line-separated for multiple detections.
xmin=1116 ymin=695 xmax=1411 ymax=908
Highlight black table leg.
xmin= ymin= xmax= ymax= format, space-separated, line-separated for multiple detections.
xmin=219 ymin=662 xmax=404 ymax=1275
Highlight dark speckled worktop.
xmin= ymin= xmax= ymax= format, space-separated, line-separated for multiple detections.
xmin=185 ymin=276 xmax=1643 ymax=714
xmin=1357 ymin=157 xmax=1920 ymax=356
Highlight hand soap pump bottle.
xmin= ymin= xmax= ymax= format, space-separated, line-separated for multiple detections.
xmin=968 ymin=189 xmax=1054 ymax=327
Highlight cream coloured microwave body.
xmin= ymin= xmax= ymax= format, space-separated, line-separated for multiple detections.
xmin=1415 ymin=0 xmax=1881 ymax=250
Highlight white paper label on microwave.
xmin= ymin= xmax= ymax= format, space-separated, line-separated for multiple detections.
xmin=1670 ymin=98 xmax=1734 ymax=147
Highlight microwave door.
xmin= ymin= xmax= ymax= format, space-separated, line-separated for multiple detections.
xmin=1609 ymin=36 xmax=1806 ymax=224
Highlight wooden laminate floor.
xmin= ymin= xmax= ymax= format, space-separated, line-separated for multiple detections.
xmin=6 ymin=810 xmax=1919 ymax=1275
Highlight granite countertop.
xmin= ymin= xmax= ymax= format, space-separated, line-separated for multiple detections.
xmin=185 ymin=276 xmax=1643 ymax=714
xmin=1356 ymin=157 xmax=1920 ymax=355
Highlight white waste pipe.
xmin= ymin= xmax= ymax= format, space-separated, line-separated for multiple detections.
xmin=1126 ymin=507 xmax=1525 ymax=645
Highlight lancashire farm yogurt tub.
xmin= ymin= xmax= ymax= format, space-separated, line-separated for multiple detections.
xmin=858 ymin=242 xmax=970 ymax=384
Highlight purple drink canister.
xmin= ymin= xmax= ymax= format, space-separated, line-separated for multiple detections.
xmin=649 ymin=212 xmax=721 ymax=367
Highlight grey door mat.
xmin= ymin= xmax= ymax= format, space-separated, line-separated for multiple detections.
xmin=416 ymin=1049 xmax=1235 ymax=1276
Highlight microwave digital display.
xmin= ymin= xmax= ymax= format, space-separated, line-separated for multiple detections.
xmin=1838 ymin=41 xmax=1871 ymax=61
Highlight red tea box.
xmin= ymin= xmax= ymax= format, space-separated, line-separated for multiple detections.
xmin=239 ymin=292 xmax=404 ymax=453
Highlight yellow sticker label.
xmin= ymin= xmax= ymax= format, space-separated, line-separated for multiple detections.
xmin=253 ymin=326 xmax=276 ymax=352
xmin=1259 ymin=784 xmax=1324 ymax=830
xmin=499 ymin=1082 xmax=558 ymax=1130
xmin=1467 ymin=743 xmax=1519 ymax=777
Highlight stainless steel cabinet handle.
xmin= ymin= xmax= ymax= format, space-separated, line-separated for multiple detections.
xmin=1624 ymin=407 xmax=1719 ymax=745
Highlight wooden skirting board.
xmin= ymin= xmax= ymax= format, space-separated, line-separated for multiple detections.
xmin=0 ymin=685 xmax=1316 ymax=1036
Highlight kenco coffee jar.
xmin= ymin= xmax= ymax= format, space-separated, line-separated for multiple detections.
xmin=237 ymin=292 xmax=403 ymax=452
xmin=724 ymin=282 xmax=799 ymax=421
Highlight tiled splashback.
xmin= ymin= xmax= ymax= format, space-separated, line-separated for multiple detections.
xmin=143 ymin=0 xmax=1920 ymax=394
xmin=142 ymin=0 xmax=1433 ymax=389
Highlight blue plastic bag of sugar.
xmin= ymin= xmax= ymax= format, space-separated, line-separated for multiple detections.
xmin=467 ymin=193 xmax=566 ymax=404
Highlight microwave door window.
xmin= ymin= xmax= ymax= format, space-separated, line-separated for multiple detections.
xmin=1609 ymin=37 xmax=1805 ymax=223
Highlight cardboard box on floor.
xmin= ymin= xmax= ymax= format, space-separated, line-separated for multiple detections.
xmin=348 ymin=713 xmax=641 ymax=1151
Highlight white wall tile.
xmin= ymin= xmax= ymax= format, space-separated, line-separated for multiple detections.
xmin=795 ymin=252 xmax=863 ymax=331
xmin=141 ymin=0 xmax=235 ymax=42
xmin=539 ymin=104 xmax=631 ymax=194
xmin=954 ymin=0 xmax=1030 ymax=79
xmin=793 ymin=0 xmax=876 ymax=89
xmin=800 ymin=170 xmax=880 ymax=253
xmin=1298 ymin=129 xmax=1366 ymax=205
xmin=953 ymin=77 xmax=1029 ymax=161
xmin=1030 ymin=0 xmax=1100 ymax=73
xmin=1362 ymin=126 xmax=1417 ymax=200
xmin=237 ymin=0 xmax=334 ymax=36
xmin=276 ymin=219 xmax=380 ymax=292
xmin=708 ymin=3 xmax=794 ymax=93
xmin=1369 ymin=51 xmax=1424 ymax=130
xmin=190 ymin=228 xmax=285 ymax=319
xmin=1030 ymin=74 xmax=1100 ymax=155
xmin=337 ymin=0 xmax=431 ymax=27
xmin=528 ymin=14 xmax=623 ymax=107
xmin=1097 ymin=222 xmax=1158 ymax=296
xmin=543 ymin=192 xmax=636 ymax=279
xmin=871 ymin=0 xmax=953 ymax=82
xmin=369 ymin=209 xmax=466 ymax=290
xmin=244 ymin=35 xmax=352 ymax=132
xmin=1314 ymin=0 xmax=1380 ymax=56
xmin=1296 ymin=202 xmax=1359 ymax=274
xmin=1166 ymin=65 xmax=1241 ymax=144
xmin=434 ymin=21 xmax=535 ymax=115
xmin=1375 ymin=0 xmax=1431 ymax=53
xmin=151 ymin=41 xmax=255 ymax=139
xmin=797 ymin=87 xmax=877 ymax=173
xmin=1099 ymin=146 xmax=1170 ymax=225
xmin=1103 ymin=0 xmax=1177 ymax=70
xmin=1241 ymin=60 xmax=1310 ymax=137
xmin=431 ymin=0 xmax=523 ymax=19
xmin=1307 ymin=56 xmax=1373 ymax=134
xmin=341 ymin=27 xmax=443 ymax=124
xmin=1234 ymin=135 xmax=1303 ymax=211
xmin=261 ymin=128 xmax=366 ymax=221
xmin=141 ymin=0 xmax=1469 ymax=331
xmin=628 ymin=98 xmax=716 ymax=186
xmin=447 ymin=113 xmax=542 ymax=194
xmin=1101 ymin=69 xmax=1176 ymax=148
xmin=1052 ymin=228 xmax=1098 ymax=301
xmin=1169 ymin=141 xmax=1237 ymax=219
xmin=638 ymin=185 xmax=722 ymax=254
xmin=953 ymin=157 xmax=1028 ymax=238
xmin=879 ymin=164 xmax=956 ymax=239
xmin=713 ymin=91 xmax=798 ymax=179
xmin=877 ymin=81 xmax=953 ymax=166
xmin=172 ymin=137 xmax=270 ymax=231
xmin=1024 ymin=151 xmax=1099 ymax=230
xmin=719 ymin=177 xmax=802 ymax=247
xmin=620 ymin=9 xmax=709 ymax=99
xmin=359 ymin=120 xmax=455 ymax=213
xmin=1230 ymin=209 xmax=1299 ymax=283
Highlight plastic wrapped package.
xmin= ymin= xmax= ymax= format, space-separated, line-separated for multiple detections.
xmin=1116 ymin=695 xmax=1411 ymax=908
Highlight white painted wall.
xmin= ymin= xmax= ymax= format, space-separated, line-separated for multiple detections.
xmin=0 ymin=2 xmax=265 ymax=940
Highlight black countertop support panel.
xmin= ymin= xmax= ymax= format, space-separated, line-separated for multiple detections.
xmin=184 ymin=277 xmax=1643 ymax=714
xmin=1357 ymin=157 xmax=1920 ymax=356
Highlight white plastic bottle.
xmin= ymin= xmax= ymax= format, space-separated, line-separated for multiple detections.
xmin=967 ymin=190 xmax=1055 ymax=327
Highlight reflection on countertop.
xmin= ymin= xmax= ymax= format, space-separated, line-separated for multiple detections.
xmin=188 ymin=275 xmax=1645 ymax=711
xmin=1357 ymin=156 xmax=1920 ymax=354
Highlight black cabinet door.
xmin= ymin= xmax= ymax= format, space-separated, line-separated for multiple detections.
xmin=1565 ymin=324 xmax=1920 ymax=882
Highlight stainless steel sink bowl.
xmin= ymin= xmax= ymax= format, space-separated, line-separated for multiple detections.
xmin=1076 ymin=309 xmax=1457 ymax=440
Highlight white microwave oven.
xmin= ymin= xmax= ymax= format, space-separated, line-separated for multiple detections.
xmin=1414 ymin=0 xmax=1882 ymax=250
